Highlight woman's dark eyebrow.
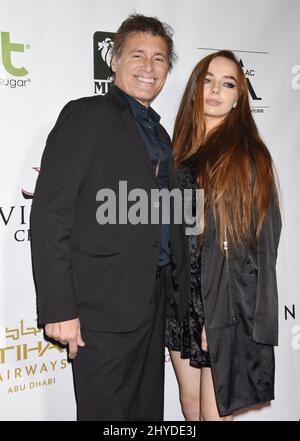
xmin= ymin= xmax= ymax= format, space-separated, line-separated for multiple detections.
xmin=223 ymin=75 xmax=237 ymax=82
xmin=206 ymin=72 xmax=237 ymax=82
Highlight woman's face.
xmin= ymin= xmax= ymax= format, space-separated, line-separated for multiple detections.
xmin=203 ymin=56 xmax=239 ymax=129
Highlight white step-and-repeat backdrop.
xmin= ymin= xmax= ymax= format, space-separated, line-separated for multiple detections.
xmin=0 ymin=0 xmax=299 ymax=421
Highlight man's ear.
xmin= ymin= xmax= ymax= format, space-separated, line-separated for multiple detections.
xmin=111 ymin=54 xmax=118 ymax=73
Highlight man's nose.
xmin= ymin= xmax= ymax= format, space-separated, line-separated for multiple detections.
xmin=141 ymin=58 xmax=154 ymax=71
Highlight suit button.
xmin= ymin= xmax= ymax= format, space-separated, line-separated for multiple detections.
xmin=153 ymin=241 xmax=159 ymax=247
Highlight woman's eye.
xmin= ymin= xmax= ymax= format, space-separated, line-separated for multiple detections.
xmin=204 ymin=78 xmax=211 ymax=84
xmin=224 ymin=82 xmax=236 ymax=88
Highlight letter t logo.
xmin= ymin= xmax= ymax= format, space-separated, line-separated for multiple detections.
xmin=1 ymin=32 xmax=28 ymax=76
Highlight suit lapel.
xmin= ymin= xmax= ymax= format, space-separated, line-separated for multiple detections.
xmin=119 ymin=109 xmax=157 ymax=182
xmin=156 ymin=124 xmax=171 ymax=146
xmin=106 ymin=86 xmax=157 ymax=183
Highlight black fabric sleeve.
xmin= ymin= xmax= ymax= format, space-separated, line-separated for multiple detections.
xmin=30 ymin=100 xmax=96 ymax=325
xmin=253 ymin=193 xmax=282 ymax=345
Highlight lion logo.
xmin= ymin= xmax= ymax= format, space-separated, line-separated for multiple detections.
xmin=98 ymin=38 xmax=114 ymax=69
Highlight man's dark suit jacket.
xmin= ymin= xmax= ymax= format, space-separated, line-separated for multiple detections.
xmin=30 ymin=86 xmax=190 ymax=332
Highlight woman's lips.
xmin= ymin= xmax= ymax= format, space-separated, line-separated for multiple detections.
xmin=205 ymin=99 xmax=221 ymax=106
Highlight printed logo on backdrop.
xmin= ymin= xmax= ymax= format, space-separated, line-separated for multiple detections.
xmin=21 ymin=167 xmax=40 ymax=200
xmin=291 ymin=65 xmax=300 ymax=90
xmin=0 ymin=31 xmax=31 ymax=90
xmin=0 ymin=320 xmax=68 ymax=394
xmin=0 ymin=204 xmax=31 ymax=242
xmin=0 ymin=167 xmax=39 ymax=242
xmin=93 ymin=31 xmax=115 ymax=95
xmin=284 ymin=304 xmax=300 ymax=350
xmin=197 ymin=47 xmax=270 ymax=114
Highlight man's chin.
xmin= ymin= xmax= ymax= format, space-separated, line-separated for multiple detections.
xmin=134 ymin=94 xmax=156 ymax=107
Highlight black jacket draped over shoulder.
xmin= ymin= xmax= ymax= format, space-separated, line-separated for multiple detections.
xmin=176 ymin=159 xmax=281 ymax=416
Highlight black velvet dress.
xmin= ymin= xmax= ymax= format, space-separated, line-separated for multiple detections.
xmin=165 ymin=161 xmax=211 ymax=368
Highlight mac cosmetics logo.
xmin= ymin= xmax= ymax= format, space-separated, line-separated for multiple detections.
xmin=197 ymin=47 xmax=270 ymax=114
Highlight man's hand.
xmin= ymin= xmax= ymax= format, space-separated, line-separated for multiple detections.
xmin=45 ymin=318 xmax=85 ymax=359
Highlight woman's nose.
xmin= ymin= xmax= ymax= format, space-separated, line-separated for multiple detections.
xmin=211 ymin=84 xmax=220 ymax=94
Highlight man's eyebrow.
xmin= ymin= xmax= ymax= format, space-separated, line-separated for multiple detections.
xmin=130 ymin=49 xmax=167 ymax=58
xmin=154 ymin=52 xmax=167 ymax=58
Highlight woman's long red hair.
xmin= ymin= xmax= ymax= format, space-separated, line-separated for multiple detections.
xmin=172 ymin=50 xmax=280 ymax=247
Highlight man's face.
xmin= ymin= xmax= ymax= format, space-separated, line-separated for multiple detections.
xmin=111 ymin=32 xmax=169 ymax=107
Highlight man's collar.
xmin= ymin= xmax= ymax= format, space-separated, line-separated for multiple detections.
xmin=114 ymin=85 xmax=160 ymax=123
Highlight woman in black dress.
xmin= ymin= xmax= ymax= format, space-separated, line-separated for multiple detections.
xmin=166 ymin=50 xmax=281 ymax=421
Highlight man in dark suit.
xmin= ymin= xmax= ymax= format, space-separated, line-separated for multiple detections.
xmin=30 ymin=14 xmax=190 ymax=421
